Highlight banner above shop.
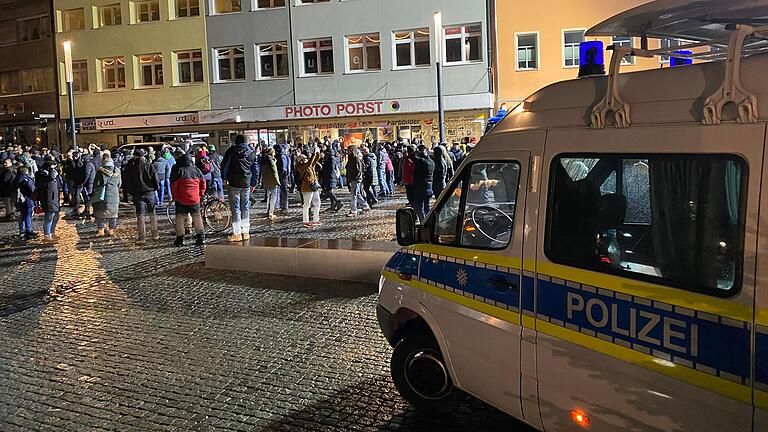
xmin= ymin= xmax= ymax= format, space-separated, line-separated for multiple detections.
xmin=93 ymin=113 xmax=199 ymax=131
xmin=199 ymin=93 xmax=493 ymax=125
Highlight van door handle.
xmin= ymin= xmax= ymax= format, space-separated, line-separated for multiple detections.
xmin=487 ymin=276 xmax=519 ymax=293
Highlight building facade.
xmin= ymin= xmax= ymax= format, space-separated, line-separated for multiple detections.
xmin=495 ymin=0 xmax=684 ymax=107
xmin=53 ymin=0 xmax=212 ymax=147
xmin=0 ymin=0 xmax=60 ymax=149
xmin=202 ymin=0 xmax=493 ymax=147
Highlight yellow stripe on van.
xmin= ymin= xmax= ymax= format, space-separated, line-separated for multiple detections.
xmin=756 ymin=308 xmax=768 ymax=327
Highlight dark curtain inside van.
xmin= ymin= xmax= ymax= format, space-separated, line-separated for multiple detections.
xmin=649 ymin=159 xmax=735 ymax=291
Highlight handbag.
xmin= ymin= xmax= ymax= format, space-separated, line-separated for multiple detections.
xmin=310 ymin=181 xmax=322 ymax=192
xmin=89 ymin=186 xmax=106 ymax=204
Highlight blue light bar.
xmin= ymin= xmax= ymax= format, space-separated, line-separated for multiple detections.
xmin=670 ymin=50 xmax=693 ymax=67
xmin=578 ymin=41 xmax=605 ymax=78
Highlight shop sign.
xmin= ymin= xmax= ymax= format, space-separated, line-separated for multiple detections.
xmin=284 ymin=100 xmax=395 ymax=119
xmin=95 ymin=113 xmax=199 ymax=130
xmin=79 ymin=119 xmax=97 ymax=133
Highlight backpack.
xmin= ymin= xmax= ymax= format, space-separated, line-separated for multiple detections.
xmin=200 ymin=159 xmax=212 ymax=175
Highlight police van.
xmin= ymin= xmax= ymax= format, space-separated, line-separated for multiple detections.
xmin=377 ymin=0 xmax=768 ymax=430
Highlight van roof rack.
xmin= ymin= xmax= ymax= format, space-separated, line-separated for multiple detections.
xmin=587 ymin=0 xmax=768 ymax=128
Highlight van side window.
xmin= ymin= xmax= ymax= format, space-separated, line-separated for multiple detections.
xmin=433 ymin=162 xmax=521 ymax=250
xmin=546 ymin=154 xmax=746 ymax=296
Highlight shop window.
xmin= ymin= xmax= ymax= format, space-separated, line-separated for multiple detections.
xmin=300 ymin=38 xmax=334 ymax=76
xmin=393 ymin=29 xmax=430 ymax=69
xmin=257 ymin=0 xmax=285 ymax=7
xmin=214 ymin=0 xmax=241 ymax=14
xmin=0 ymin=70 xmax=21 ymax=96
xmin=612 ymin=36 xmax=634 ymax=65
xmin=100 ymin=57 xmax=126 ymax=90
xmin=138 ymin=54 xmax=163 ymax=87
xmin=346 ymin=33 xmax=380 ymax=72
xmin=17 ymin=15 xmax=51 ymax=41
xmin=62 ymin=9 xmax=85 ymax=32
xmin=0 ymin=103 xmax=24 ymax=116
xmin=660 ymin=38 xmax=684 ymax=63
xmin=546 ymin=154 xmax=746 ymax=295
xmin=257 ymin=42 xmax=289 ymax=78
xmin=136 ymin=1 xmax=160 ymax=23
xmin=176 ymin=50 xmax=204 ymax=84
xmin=516 ymin=33 xmax=538 ymax=70
xmin=434 ymin=162 xmax=521 ymax=249
xmin=100 ymin=4 xmax=122 ymax=27
xmin=21 ymin=67 xmax=54 ymax=93
xmin=177 ymin=0 xmax=200 ymax=17
xmin=72 ymin=60 xmax=88 ymax=92
xmin=215 ymin=46 xmax=246 ymax=81
xmin=444 ymin=24 xmax=482 ymax=64
xmin=563 ymin=30 xmax=585 ymax=67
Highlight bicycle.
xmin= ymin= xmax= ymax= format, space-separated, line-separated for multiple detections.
xmin=166 ymin=195 xmax=232 ymax=234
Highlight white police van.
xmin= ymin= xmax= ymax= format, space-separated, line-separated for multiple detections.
xmin=377 ymin=1 xmax=768 ymax=430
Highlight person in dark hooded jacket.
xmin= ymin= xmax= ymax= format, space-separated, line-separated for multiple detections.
xmin=12 ymin=165 xmax=36 ymax=240
xmin=152 ymin=155 xmax=168 ymax=204
xmin=36 ymin=161 xmax=60 ymax=242
xmin=274 ymin=144 xmax=291 ymax=212
xmin=221 ymin=134 xmax=254 ymax=242
xmin=170 ymin=153 xmax=206 ymax=247
xmin=361 ymin=147 xmax=379 ymax=207
xmin=0 ymin=158 xmax=15 ymax=221
xmin=412 ymin=145 xmax=435 ymax=223
xmin=432 ymin=145 xmax=448 ymax=199
xmin=320 ymin=150 xmax=342 ymax=212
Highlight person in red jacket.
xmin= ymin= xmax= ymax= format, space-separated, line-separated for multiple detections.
xmin=170 ymin=152 xmax=206 ymax=247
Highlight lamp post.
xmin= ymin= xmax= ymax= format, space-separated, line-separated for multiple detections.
xmin=434 ymin=11 xmax=446 ymax=145
xmin=63 ymin=41 xmax=77 ymax=150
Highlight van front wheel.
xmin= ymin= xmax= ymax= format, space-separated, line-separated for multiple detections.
xmin=391 ymin=334 xmax=465 ymax=412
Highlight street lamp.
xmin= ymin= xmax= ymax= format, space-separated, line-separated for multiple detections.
xmin=434 ymin=11 xmax=446 ymax=145
xmin=63 ymin=41 xmax=77 ymax=150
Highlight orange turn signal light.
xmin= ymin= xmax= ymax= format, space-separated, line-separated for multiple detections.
xmin=570 ymin=410 xmax=590 ymax=428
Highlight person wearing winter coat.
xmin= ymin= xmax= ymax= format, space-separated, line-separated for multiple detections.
xmin=432 ymin=145 xmax=448 ymax=199
xmin=12 ymin=165 xmax=36 ymax=240
xmin=0 ymin=158 xmax=15 ymax=221
xmin=122 ymin=149 xmax=159 ymax=245
xmin=361 ymin=147 xmax=379 ymax=207
xmin=163 ymin=149 xmax=175 ymax=201
xmin=320 ymin=150 xmax=342 ymax=213
xmin=221 ymin=134 xmax=255 ymax=242
xmin=170 ymin=153 xmax=206 ymax=247
xmin=209 ymin=147 xmax=224 ymax=198
xmin=345 ymin=145 xmax=369 ymax=217
xmin=36 ymin=161 xmax=60 ymax=242
xmin=80 ymin=153 xmax=96 ymax=219
xmin=152 ymin=155 xmax=168 ymax=204
xmin=376 ymin=146 xmax=390 ymax=196
xmin=412 ymin=145 xmax=435 ymax=223
xmin=274 ymin=144 xmax=291 ymax=212
xmin=259 ymin=148 xmax=280 ymax=220
xmin=92 ymin=156 xmax=122 ymax=237
xmin=296 ymin=151 xmax=322 ymax=227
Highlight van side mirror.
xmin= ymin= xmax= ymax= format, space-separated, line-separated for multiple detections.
xmin=396 ymin=207 xmax=420 ymax=246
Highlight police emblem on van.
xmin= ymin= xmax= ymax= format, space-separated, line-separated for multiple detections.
xmin=456 ymin=268 xmax=468 ymax=287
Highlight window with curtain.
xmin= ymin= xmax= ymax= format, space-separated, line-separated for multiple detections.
xmin=546 ymin=154 xmax=746 ymax=295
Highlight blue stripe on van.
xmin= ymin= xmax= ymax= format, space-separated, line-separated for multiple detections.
xmin=757 ymin=329 xmax=768 ymax=388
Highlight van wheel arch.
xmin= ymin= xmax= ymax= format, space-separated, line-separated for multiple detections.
xmin=389 ymin=309 xmax=435 ymax=347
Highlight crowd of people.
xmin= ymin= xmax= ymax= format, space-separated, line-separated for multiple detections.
xmin=0 ymin=135 xmax=476 ymax=245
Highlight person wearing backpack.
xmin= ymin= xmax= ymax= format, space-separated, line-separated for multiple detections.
xmin=122 ymin=149 xmax=159 ymax=245
xmin=196 ymin=149 xmax=213 ymax=194
xmin=209 ymin=146 xmax=224 ymax=198
xmin=12 ymin=165 xmax=36 ymax=240
xmin=221 ymin=135 xmax=254 ymax=242
xmin=152 ymin=155 xmax=168 ymax=204
xmin=170 ymin=152 xmax=206 ymax=247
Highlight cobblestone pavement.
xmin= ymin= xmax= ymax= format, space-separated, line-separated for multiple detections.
xmin=0 ymin=191 xmax=532 ymax=432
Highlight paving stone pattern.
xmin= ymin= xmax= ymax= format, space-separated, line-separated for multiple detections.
xmin=0 ymin=192 xmax=532 ymax=431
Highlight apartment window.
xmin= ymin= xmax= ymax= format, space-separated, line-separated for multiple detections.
xmin=101 ymin=57 xmax=126 ymax=89
xmin=0 ymin=71 xmax=21 ymax=96
xmin=21 ymin=67 xmax=54 ymax=93
xmin=393 ymin=29 xmax=430 ymax=68
xmin=214 ymin=0 xmax=241 ymax=14
xmin=100 ymin=4 xmax=122 ymax=27
xmin=301 ymin=38 xmax=334 ymax=75
xmin=257 ymin=42 xmax=289 ymax=78
xmin=177 ymin=0 xmax=200 ymax=17
xmin=563 ymin=30 xmax=585 ymax=67
xmin=17 ymin=16 xmax=51 ymax=41
xmin=215 ymin=46 xmax=246 ymax=81
xmin=516 ymin=33 xmax=538 ymax=70
xmin=71 ymin=60 xmax=88 ymax=92
xmin=138 ymin=54 xmax=163 ymax=87
xmin=257 ymin=0 xmax=285 ymax=7
xmin=177 ymin=50 xmax=204 ymax=83
xmin=346 ymin=33 xmax=380 ymax=72
xmin=62 ymin=9 xmax=85 ymax=31
xmin=444 ymin=24 xmax=482 ymax=64
xmin=136 ymin=1 xmax=160 ymax=23
xmin=660 ymin=38 xmax=683 ymax=63
xmin=0 ymin=20 xmax=16 ymax=45
xmin=612 ymin=36 xmax=634 ymax=65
